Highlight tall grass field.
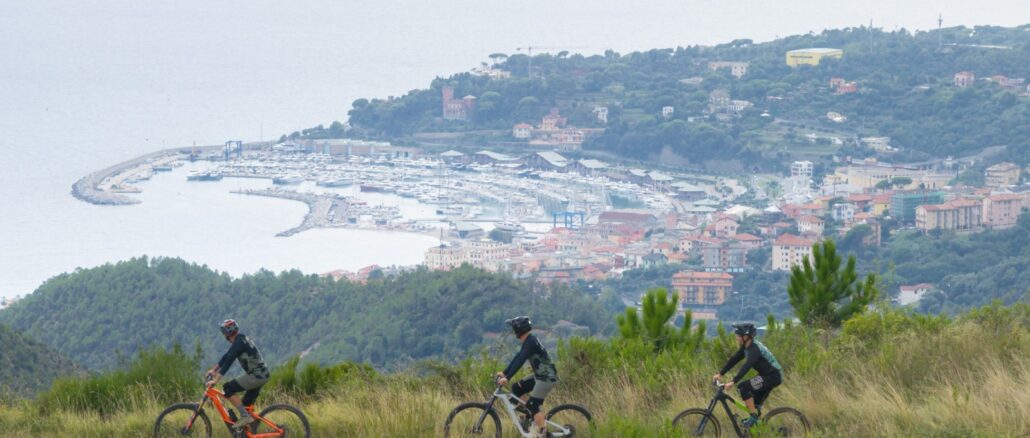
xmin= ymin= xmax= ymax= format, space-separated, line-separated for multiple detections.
xmin=1 ymin=303 xmax=1028 ymax=437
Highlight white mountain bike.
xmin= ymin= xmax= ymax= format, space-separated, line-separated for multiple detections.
xmin=444 ymin=376 xmax=593 ymax=437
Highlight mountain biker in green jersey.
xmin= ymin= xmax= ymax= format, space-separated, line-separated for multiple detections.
xmin=206 ymin=319 xmax=270 ymax=429
xmin=713 ymin=322 xmax=783 ymax=428
xmin=495 ymin=316 xmax=558 ymax=438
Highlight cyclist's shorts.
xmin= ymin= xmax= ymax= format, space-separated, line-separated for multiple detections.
xmin=224 ymin=374 xmax=269 ymax=406
xmin=530 ymin=378 xmax=557 ymax=400
xmin=229 ymin=374 xmax=268 ymax=391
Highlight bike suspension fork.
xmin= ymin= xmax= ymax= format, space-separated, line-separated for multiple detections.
xmin=475 ymin=396 xmax=497 ymax=430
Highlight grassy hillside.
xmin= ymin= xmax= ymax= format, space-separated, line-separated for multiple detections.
xmin=0 ymin=258 xmax=613 ymax=371
xmin=1 ymin=302 xmax=1027 ymax=437
xmin=0 ymin=323 xmax=85 ymax=397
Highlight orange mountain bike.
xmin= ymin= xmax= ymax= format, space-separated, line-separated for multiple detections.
xmin=153 ymin=379 xmax=310 ymax=438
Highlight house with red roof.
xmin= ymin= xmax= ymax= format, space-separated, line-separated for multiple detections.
xmin=731 ymin=233 xmax=764 ymax=250
xmin=798 ymin=215 xmax=825 ymax=236
xmin=772 ymin=234 xmax=817 ymax=271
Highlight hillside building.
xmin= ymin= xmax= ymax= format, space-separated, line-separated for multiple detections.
xmin=785 ymin=48 xmax=843 ymax=67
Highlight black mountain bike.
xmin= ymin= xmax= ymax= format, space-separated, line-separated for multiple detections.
xmin=671 ymin=379 xmax=809 ymax=437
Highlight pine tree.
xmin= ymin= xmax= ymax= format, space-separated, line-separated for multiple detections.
xmin=787 ymin=239 xmax=879 ymax=328
xmin=617 ymin=288 xmax=706 ymax=352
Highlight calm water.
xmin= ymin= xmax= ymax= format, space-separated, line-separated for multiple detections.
xmin=0 ymin=0 xmax=1026 ymax=298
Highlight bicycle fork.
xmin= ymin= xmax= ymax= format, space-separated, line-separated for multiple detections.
xmin=473 ymin=396 xmax=498 ymax=433
xmin=694 ymin=396 xmax=721 ymax=435
xmin=185 ymin=395 xmax=210 ymax=433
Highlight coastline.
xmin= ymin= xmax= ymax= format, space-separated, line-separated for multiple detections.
xmin=70 ymin=143 xmax=267 ymax=206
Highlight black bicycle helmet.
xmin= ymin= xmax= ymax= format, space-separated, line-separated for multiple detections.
xmin=506 ymin=316 xmax=532 ymax=336
xmin=732 ymin=322 xmax=757 ymax=338
xmin=220 ymin=319 xmax=240 ymax=338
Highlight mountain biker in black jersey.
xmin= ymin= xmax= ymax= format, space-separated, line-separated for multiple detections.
xmin=495 ymin=316 xmax=559 ymax=438
xmin=713 ymin=322 xmax=783 ymax=428
xmin=206 ymin=319 xmax=271 ymax=429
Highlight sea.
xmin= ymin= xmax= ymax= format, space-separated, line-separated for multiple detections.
xmin=1 ymin=0 xmax=1026 ymax=299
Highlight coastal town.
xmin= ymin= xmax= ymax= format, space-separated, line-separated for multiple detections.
xmin=70 ymin=133 xmax=1030 ymax=323
xmin=68 ymin=43 xmax=1030 ymax=323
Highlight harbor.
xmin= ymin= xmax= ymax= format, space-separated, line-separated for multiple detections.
xmin=70 ymin=140 xmax=737 ymax=249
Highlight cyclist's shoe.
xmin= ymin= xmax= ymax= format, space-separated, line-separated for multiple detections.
xmin=516 ymin=405 xmax=531 ymax=417
xmin=741 ymin=413 xmax=761 ymax=428
xmin=234 ymin=414 xmax=256 ymax=429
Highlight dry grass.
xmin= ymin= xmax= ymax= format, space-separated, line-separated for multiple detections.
xmin=2 ymin=307 xmax=1030 ymax=437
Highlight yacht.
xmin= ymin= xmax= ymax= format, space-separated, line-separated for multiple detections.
xmin=187 ymin=170 xmax=223 ymax=181
xmin=273 ymin=174 xmax=304 ymax=185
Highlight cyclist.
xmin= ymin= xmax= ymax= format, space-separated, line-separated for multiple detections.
xmin=713 ymin=322 xmax=782 ymax=428
xmin=495 ymin=316 xmax=558 ymax=438
xmin=206 ymin=319 xmax=271 ymax=429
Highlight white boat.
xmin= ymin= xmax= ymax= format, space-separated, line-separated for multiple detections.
xmin=273 ymin=174 xmax=304 ymax=185
xmin=316 ymin=178 xmax=353 ymax=187
xmin=187 ymin=170 xmax=223 ymax=181
xmin=493 ymin=221 xmax=525 ymax=233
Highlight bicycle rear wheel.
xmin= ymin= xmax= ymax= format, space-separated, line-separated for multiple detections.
xmin=443 ymin=402 xmax=502 ymax=438
xmin=671 ymin=408 xmax=721 ymax=437
xmin=254 ymin=404 xmax=311 ymax=438
xmin=153 ymin=403 xmax=212 ymax=438
xmin=760 ymin=407 xmax=810 ymax=437
xmin=545 ymin=404 xmax=593 ymax=437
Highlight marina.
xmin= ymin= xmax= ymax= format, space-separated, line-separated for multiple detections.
xmin=70 ymin=141 xmax=732 ymax=243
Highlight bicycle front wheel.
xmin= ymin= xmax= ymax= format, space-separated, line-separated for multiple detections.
xmin=671 ymin=408 xmax=721 ymax=437
xmin=760 ymin=407 xmax=810 ymax=437
xmin=443 ymin=402 xmax=501 ymax=438
xmin=153 ymin=403 xmax=212 ymax=438
xmin=545 ymin=404 xmax=593 ymax=437
xmin=253 ymin=404 xmax=311 ymax=438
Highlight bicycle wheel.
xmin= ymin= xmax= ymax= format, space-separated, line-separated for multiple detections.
xmin=545 ymin=404 xmax=593 ymax=437
xmin=254 ymin=404 xmax=311 ymax=438
xmin=443 ymin=402 xmax=502 ymax=438
xmin=759 ymin=407 xmax=810 ymax=437
xmin=153 ymin=403 xmax=212 ymax=438
xmin=671 ymin=408 xmax=721 ymax=437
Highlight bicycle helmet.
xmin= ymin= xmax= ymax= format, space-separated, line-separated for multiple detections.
xmin=506 ymin=316 xmax=532 ymax=336
xmin=220 ymin=319 xmax=239 ymax=338
xmin=732 ymin=322 xmax=757 ymax=338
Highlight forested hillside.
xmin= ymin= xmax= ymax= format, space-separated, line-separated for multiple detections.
xmin=0 ymin=323 xmax=85 ymax=396
xmin=0 ymin=258 xmax=613 ymax=371
xmin=309 ymin=25 xmax=1030 ymax=169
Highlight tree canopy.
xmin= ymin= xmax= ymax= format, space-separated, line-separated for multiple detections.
xmin=0 ymin=258 xmax=614 ymax=371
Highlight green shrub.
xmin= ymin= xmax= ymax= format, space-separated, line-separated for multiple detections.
xmin=267 ymin=357 xmax=378 ymax=399
xmin=35 ymin=345 xmax=200 ymax=416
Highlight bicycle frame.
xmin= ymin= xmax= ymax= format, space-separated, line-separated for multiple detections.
xmin=477 ymin=385 xmax=574 ymax=438
xmin=184 ymin=385 xmax=285 ymax=438
xmin=695 ymin=382 xmax=752 ymax=437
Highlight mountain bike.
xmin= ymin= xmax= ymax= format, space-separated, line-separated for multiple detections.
xmin=153 ymin=377 xmax=311 ymax=438
xmin=444 ymin=376 xmax=593 ymax=437
xmin=671 ymin=379 xmax=809 ymax=437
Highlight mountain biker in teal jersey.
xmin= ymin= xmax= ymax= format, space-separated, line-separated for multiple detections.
xmin=713 ymin=323 xmax=783 ymax=428
xmin=495 ymin=316 xmax=558 ymax=438
xmin=206 ymin=319 xmax=270 ymax=429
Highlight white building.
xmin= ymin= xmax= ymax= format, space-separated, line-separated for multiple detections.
xmin=593 ymin=106 xmax=609 ymax=124
xmin=898 ymin=283 xmax=933 ymax=305
xmin=832 ymin=203 xmax=856 ymax=222
xmin=512 ymin=123 xmax=532 ymax=139
xmin=708 ymin=61 xmax=750 ymax=78
xmin=662 ymin=106 xmax=675 ymax=119
xmin=791 ymin=161 xmax=814 ymax=179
